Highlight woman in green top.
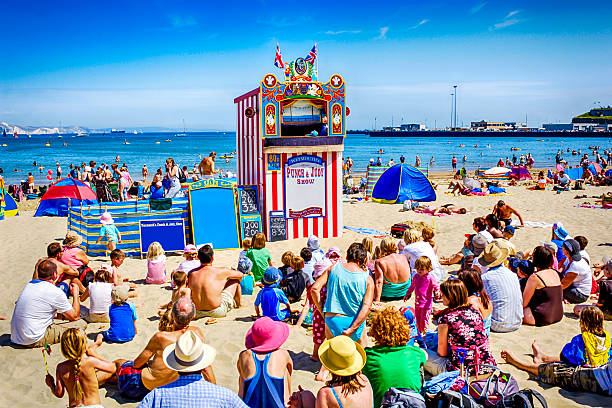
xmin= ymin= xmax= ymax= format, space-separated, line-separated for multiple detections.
xmin=246 ymin=232 xmax=273 ymax=281
xmin=373 ymin=237 xmax=412 ymax=302
xmin=362 ymin=306 xmax=427 ymax=408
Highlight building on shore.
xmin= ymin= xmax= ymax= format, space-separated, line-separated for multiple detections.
xmin=470 ymin=121 xmax=527 ymax=131
xmin=571 ymin=107 xmax=612 ymax=131
xmin=383 ymin=123 xmax=425 ymax=132
xmin=542 ymin=123 xmax=573 ymax=131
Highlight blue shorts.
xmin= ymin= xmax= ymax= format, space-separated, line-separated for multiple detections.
xmin=117 ymin=361 xmax=149 ymax=400
xmin=325 ymin=316 xmax=365 ymax=342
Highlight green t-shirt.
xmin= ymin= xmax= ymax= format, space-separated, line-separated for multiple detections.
xmin=246 ymin=248 xmax=272 ymax=281
xmin=362 ymin=345 xmax=427 ymax=408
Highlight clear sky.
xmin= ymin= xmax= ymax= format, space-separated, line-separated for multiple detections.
xmin=1 ymin=0 xmax=611 ymax=130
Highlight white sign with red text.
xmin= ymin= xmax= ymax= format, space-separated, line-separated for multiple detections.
xmin=284 ymin=155 xmax=327 ymax=219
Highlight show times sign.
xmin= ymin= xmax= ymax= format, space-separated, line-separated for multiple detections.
xmin=284 ymin=155 xmax=327 ymax=219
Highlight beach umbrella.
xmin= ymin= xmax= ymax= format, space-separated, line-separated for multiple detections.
xmin=483 ymin=167 xmax=511 ymax=176
xmin=34 ymin=178 xmax=97 ymax=217
xmin=588 ymin=162 xmax=602 ymax=175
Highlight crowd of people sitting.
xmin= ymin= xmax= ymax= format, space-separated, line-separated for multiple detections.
xmin=8 ymin=200 xmax=612 ymax=407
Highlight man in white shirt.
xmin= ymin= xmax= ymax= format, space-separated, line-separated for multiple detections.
xmin=11 ymin=260 xmax=86 ymax=347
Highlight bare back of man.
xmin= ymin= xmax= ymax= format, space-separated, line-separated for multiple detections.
xmin=374 ymin=253 xmax=411 ymax=302
xmin=198 ymin=154 xmax=218 ymax=177
xmin=189 ymin=265 xmax=243 ymax=318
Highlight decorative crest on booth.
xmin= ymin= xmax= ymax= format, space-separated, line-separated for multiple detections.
xmin=189 ymin=178 xmax=236 ymax=191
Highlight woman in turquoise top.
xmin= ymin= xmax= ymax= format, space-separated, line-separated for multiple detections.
xmin=373 ymin=237 xmax=412 ymax=302
xmin=311 ymin=243 xmax=374 ymax=345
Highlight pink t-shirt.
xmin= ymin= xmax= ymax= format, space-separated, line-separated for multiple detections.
xmin=146 ymin=255 xmax=167 ymax=284
xmin=61 ymin=247 xmax=84 ymax=269
xmin=406 ymin=273 xmax=440 ymax=309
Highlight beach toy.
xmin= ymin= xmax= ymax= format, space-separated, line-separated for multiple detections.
xmin=42 ymin=343 xmax=51 ymax=374
xmin=205 ymin=318 xmax=218 ymax=325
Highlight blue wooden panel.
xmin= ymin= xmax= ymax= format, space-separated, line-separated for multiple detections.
xmin=189 ymin=183 xmax=240 ymax=249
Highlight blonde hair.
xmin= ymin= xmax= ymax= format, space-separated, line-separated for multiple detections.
xmin=252 ymin=232 xmax=266 ymax=249
xmin=281 ymin=251 xmax=294 ymax=266
xmin=362 ymin=237 xmax=373 ymax=255
xmin=242 ymin=238 xmax=252 ymax=250
xmin=403 ymin=229 xmax=421 ymax=244
xmin=60 ymin=328 xmax=86 ymax=401
xmin=147 ymin=241 xmax=165 ymax=260
xmin=579 ymin=306 xmax=605 ymax=336
xmin=368 ymin=307 xmax=413 ymax=347
xmin=292 ymin=256 xmax=305 ymax=271
xmin=422 ymin=227 xmax=435 ymax=249
xmin=379 ymin=236 xmax=398 ymax=256
xmin=158 ymin=308 xmax=174 ymax=331
xmin=373 ymin=246 xmax=381 ymax=261
xmin=414 ymin=256 xmax=432 ymax=271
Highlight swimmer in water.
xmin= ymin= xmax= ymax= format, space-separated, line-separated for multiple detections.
xmin=115 ymin=155 xmax=120 ymax=162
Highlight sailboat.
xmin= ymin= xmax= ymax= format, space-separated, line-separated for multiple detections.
xmin=2 ymin=129 xmax=6 ymax=137
xmin=175 ymin=119 xmax=187 ymax=137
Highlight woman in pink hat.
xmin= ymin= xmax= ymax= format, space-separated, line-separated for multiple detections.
xmin=95 ymin=212 xmax=122 ymax=251
xmin=237 ymin=317 xmax=293 ymax=408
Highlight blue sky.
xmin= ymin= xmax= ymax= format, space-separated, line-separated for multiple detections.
xmin=1 ymin=0 xmax=611 ymax=130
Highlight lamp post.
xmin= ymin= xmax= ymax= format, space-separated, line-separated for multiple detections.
xmin=450 ymin=93 xmax=454 ymax=130
xmin=453 ymin=85 xmax=458 ymax=130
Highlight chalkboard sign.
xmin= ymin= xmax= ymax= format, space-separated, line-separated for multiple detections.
xmin=239 ymin=186 xmax=259 ymax=215
xmin=269 ymin=210 xmax=287 ymax=242
xmin=139 ymin=219 xmax=186 ymax=256
xmin=242 ymin=219 xmax=261 ymax=239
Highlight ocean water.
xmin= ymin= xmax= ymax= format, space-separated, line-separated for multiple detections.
xmin=0 ymin=132 xmax=610 ymax=184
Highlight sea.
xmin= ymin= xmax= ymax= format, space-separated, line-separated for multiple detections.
xmin=0 ymin=132 xmax=610 ymax=184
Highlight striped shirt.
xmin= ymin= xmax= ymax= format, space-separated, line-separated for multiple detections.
xmin=138 ymin=374 xmax=247 ymax=408
xmin=482 ymin=265 xmax=523 ymax=333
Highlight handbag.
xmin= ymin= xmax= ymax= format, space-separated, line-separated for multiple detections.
xmin=467 ymin=364 xmax=520 ymax=407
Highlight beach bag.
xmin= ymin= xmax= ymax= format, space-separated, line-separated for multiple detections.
xmin=78 ymin=265 xmax=95 ymax=288
xmin=428 ymin=389 xmax=483 ymax=408
xmin=150 ymin=198 xmax=172 ymax=211
xmin=381 ymin=388 xmax=426 ymax=408
xmin=467 ymin=364 xmax=519 ymax=407
xmin=240 ymin=273 xmax=254 ymax=295
xmin=177 ymin=167 xmax=187 ymax=183
xmin=391 ymin=223 xmax=410 ymax=238
xmin=494 ymin=389 xmax=547 ymax=408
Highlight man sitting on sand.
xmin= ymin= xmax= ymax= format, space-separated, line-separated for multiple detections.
xmin=492 ymin=200 xmax=524 ymax=227
xmin=33 ymin=242 xmax=84 ymax=294
xmin=189 ymin=245 xmax=243 ymax=318
xmin=11 ymin=260 xmax=87 ymax=347
xmin=113 ymin=296 xmax=215 ymax=401
xmin=198 ymin=151 xmax=219 ymax=179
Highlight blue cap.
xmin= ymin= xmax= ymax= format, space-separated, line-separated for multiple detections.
xmin=504 ymin=225 xmax=515 ymax=235
xmin=263 ymin=267 xmax=281 ymax=286
xmin=237 ymin=257 xmax=252 ymax=274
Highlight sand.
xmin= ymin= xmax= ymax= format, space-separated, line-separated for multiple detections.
xmin=1 ymin=179 xmax=611 ymax=407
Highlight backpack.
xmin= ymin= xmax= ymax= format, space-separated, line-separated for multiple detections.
xmin=78 ymin=265 xmax=95 ymax=288
xmin=391 ymin=223 xmax=410 ymax=238
xmin=280 ymin=270 xmax=306 ymax=303
xmin=428 ymin=389 xmax=483 ymax=408
xmin=494 ymin=389 xmax=547 ymax=408
xmin=178 ymin=167 xmax=187 ymax=183
xmin=381 ymin=388 xmax=426 ymax=408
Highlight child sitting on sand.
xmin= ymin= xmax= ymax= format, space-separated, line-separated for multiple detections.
xmin=575 ymin=259 xmax=612 ymax=320
xmin=300 ymin=248 xmax=314 ymax=284
xmin=280 ymin=250 xmax=295 ymax=279
xmin=239 ymin=238 xmax=251 ymax=261
xmin=530 ymin=306 xmax=611 ymax=367
xmin=403 ymin=256 xmax=440 ymax=335
xmin=246 ymin=232 xmax=272 ymax=282
xmin=45 ymin=328 xmax=116 ymax=408
xmin=145 ymin=241 xmax=166 ymax=284
xmin=238 ymin=256 xmax=254 ymax=295
xmin=255 ymin=267 xmax=292 ymax=322
xmin=422 ymin=226 xmax=437 ymax=254
xmin=281 ymin=256 xmax=307 ymax=303
xmin=108 ymin=249 xmax=137 ymax=296
xmin=170 ymin=244 xmax=199 ymax=288
xmin=103 ymin=284 xmax=137 ymax=343
xmin=95 ymin=212 xmax=121 ymax=251
xmin=158 ymin=271 xmax=190 ymax=315
xmin=79 ymin=266 xmax=113 ymax=323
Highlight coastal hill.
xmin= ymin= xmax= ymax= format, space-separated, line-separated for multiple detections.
xmin=0 ymin=122 xmax=88 ymax=135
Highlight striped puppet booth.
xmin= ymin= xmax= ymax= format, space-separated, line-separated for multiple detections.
xmin=234 ymin=45 xmax=345 ymax=241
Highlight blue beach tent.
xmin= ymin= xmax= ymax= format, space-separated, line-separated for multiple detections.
xmin=371 ymin=164 xmax=436 ymax=203
xmin=34 ymin=178 xmax=98 ymax=217
xmin=4 ymin=193 xmax=19 ymax=217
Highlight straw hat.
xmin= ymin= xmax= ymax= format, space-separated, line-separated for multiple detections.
xmin=245 ymin=317 xmax=289 ymax=353
xmin=163 ymin=331 xmax=216 ymax=372
xmin=63 ymin=230 xmax=83 ymax=248
xmin=318 ymin=335 xmax=366 ymax=376
xmin=100 ymin=212 xmax=114 ymax=225
xmin=478 ymin=241 xmax=510 ymax=269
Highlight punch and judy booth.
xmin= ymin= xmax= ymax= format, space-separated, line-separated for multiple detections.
xmin=235 ymin=52 xmax=345 ymax=241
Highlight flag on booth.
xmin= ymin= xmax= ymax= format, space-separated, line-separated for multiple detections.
xmin=274 ymin=43 xmax=285 ymax=69
xmin=305 ymin=43 xmax=317 ymax=63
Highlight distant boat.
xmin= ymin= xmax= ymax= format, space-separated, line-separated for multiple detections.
xmin=111 ymin=129 xmax=126 ymax=133
xmin=14 ymin=131 xmax=18 ymax=138
xmin=175 ymin=118 xmax=188 ymax=137
xmin=133 ymin=130 xmax=138 ymax=135
xmin=155 ymin=141 xmax=161 ymax=144
xmin=165 ymin=139 xmax=172 ymax=142
xmin=45 ymin=142 xmax=50 ymax=147
xmin=76 ymin=132 xmax=87 ymax=137
xmin=123 ymin=139 xmax=131 ymax=145
xmin=58 ymin=135 xmax=62 ymax=138
xmin=2 ymin=129 xmax=6 ymax=137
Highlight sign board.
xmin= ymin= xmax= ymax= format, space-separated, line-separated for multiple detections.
xmin=189 ymin=178 xmax=240 ymax=249
xmin=241 ymin=215 xmax=262 ymax=239
xmin=284 ymin=155 xmax=327 ymax=219
xmin=269 ymin=210 xmax=287 ymax=242
xmin=139 ymin=219 xmax=186 ymax=256
xmin=238 ymin=186 xmax=259 ymax=215
xmin=267 ymin=153 xmax=281 ymax=171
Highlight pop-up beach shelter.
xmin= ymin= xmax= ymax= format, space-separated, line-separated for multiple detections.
xmin=371 ymin=164 xmax=436 ymax=203
xmin=34 ymin=178 xmax=97 ymax=217
xmin=509 ymin=166 xmax=532 ymax=181
xmin=4 ymin=193 xmax=19 ymax=216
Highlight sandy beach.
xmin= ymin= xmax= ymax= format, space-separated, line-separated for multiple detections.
xmin=1 ymin=178 xmax=611 ymax=407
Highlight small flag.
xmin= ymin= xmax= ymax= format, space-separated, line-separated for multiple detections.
xmin=274 ymin=43 xmax=285 ymax=69
xmin=305 ymin=43 xmax=317 ymax=63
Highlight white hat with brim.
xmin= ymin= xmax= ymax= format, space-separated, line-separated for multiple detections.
xmin=163 ymin=331 xmax=216 ymax=373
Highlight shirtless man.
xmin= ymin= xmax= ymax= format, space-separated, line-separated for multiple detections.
xmin=34 ymin=243 xmax=85 ymax=293
xmin=189 ymin=245 xmax=243 ymax=318
xmin=107 ymin=297 xmax=216 ymax=399
xmin=142 ymin=164 xmax=148 ymax=183
xmin=198 ymin=151 xmax=219 ymax=179
xmin=492 ymin=200 xmax=524 ymax=227
xmin=373 ymin=237 xmax=412 ymax=303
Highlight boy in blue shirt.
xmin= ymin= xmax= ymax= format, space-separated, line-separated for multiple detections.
xmin=103 ymin=284 xmax=137 ymax=343
xmin=254 ymin=267 xmax=292 ymax=321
